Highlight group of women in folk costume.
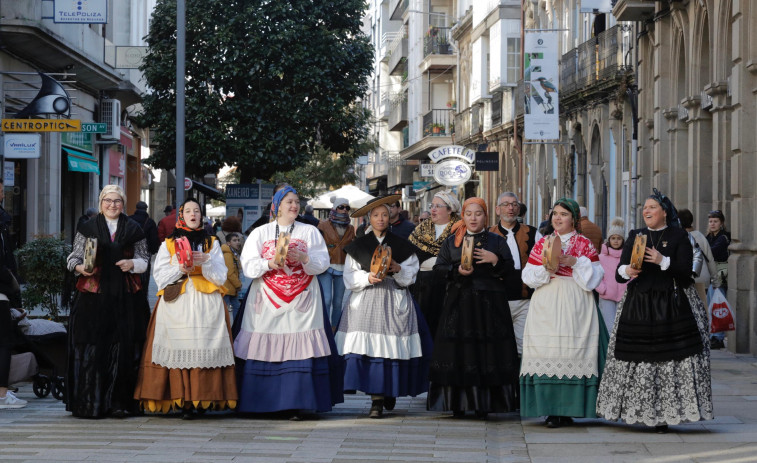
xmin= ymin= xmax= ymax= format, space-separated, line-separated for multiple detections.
xmin=65 ymin=184 xmax=713 ymax=431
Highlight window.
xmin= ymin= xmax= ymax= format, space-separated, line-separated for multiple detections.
xmin=506 ymin=37 xmax=521 ymax=84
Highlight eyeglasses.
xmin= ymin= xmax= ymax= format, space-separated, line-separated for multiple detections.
xmin=498 ymin=202 xmax=519 ymax=209
xmin=429 ymin=204 xmax=448 ymax=210
xmin=336 ymin=205 xmax=351 ymax=211
xmin=102 ymin=198 xmax=123 ymax=206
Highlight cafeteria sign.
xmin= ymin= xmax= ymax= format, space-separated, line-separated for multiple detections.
xmin=428 ymin=145 xmax=474 ymax=187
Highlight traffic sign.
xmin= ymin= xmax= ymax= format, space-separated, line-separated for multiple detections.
xmin=81 ymin=122 xmax=107 ymax=133
xmin=184 ymin=178 xmax=193 ymax=190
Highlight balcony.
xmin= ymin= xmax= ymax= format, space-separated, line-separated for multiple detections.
xmin=389 ymin=0 xmax=409 ymax=21
xmin=422 ymin=109 xmax=454 ymax=138
xmin=379 ymin=32 xmax=400 ymax=63
xmin=491 ymin=92 xmax=503 ymax=127
xmin=378 ymin=93 xmax=391 ymax=121
xmin=388 ymin=95 xmax=408 ymax=131
xmin=471 ymin=104 xmax=484 ymax=136
xmin=388 ymin=35 xmax=408 ymax=76
xmin=455 ymin=107 xmax=471 ymax=141
xmin=611 ymin=0 xmax=655 ymax=22
xmin=559 ymin=25 xmax=632 ymax=103
xmin=424 ymin=27 xmax=453 ymax=58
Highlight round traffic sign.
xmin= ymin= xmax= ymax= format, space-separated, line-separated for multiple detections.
xmin=184 ymin=177 xmax=193 ymax=190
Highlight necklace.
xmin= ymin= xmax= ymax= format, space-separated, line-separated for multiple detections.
xmin=648 ymin=228 xmax=666 ymax=249
xmin=275 ymin=222 xmax=295 ymax=240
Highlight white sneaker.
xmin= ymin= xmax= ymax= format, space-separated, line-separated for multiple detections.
xmin=0 ymin=391 xmax=28 ymax=409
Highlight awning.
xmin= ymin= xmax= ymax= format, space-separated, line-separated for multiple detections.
xmin=190 ymin=181 xmax=224 ymax=201
xmin=63 ymin=147 xmax=100 ymax=174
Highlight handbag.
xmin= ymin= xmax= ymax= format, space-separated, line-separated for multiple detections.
xmin=708 ymin=286 xmax=735 ymax=333
xmin=162 ymin=276 xmax=186 ymax=303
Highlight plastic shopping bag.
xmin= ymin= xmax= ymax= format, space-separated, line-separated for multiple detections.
xmin=708 ymin=286 xmax=735 ymax=333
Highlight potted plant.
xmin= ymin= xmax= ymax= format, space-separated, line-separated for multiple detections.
xmin=15 ymin=234 xmax=72 ymax=321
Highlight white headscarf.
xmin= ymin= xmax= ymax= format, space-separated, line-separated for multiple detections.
xmin=433 ymin=190 xmax=461 ymax=214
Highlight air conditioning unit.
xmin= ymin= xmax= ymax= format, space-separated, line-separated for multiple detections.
xmin=99 ymin=99 xmax=121 ymax=139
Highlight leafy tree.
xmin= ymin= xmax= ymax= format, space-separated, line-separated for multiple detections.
xmin=138 ymin=0 xmax=374 ymax=182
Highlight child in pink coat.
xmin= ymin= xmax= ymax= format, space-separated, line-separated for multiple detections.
xmin=596 ymin=217 xmax=628 ymax=334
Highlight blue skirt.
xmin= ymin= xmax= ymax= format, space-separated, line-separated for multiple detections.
xmin=342 ymin=302 xmax=433 ymax=397
xmin=233 ymin=279 xmax=344 ymax=413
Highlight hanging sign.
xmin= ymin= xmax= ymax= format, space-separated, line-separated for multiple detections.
xmin=54 ymin=0 xmax=107 ymax=24
xmin=475 ymin=152 xmax=499 ymax=171
xmin=2 ymin=119 xmax=81 ymax=132
xmin=524 ymin=31 xmax=560 ymax=140
xmin=433 ymin=160 xmax=473 ymax=186
xmin=3 ymin=133 xmax=41 ymax=159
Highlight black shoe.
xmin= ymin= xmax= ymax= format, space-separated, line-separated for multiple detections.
xmin=655 ymin=425 xmax=668 ymax=434
xmin=475 ymin=410 xmax=488 ymax=420
xmin=545 ymin=416 xmax=561 ymax=428
xmin=288 ymin=413 xmax=303 ymax=421
xmin=369 ymin=400 xmax=384 ymax=418
xmin=181 ymin=409 xmax=194 ymax=420
xmin=383 ymin=397 xmax=396 ymax=411
xmin=452 ymin=410 xmax=465 ymax=418
xmin=710 ymin=338 xmax=725 ymax=350
xmin=110 ymin=409 xmax=126 ymax=419
xmin=560 ymin=416 xmax=574 ymax=426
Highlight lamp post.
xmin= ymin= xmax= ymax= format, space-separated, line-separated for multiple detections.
xmin=175 ymin=0 xmax=186 ymax=206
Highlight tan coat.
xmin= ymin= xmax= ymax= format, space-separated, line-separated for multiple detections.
xmin=221 ymin=244 xmax=242 ymax=296
xmin=580 ymin=217 xmax=603 ymax=254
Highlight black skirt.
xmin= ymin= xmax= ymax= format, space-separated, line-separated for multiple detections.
xmin=613 ymin=284 xmax=703 ymax=362
xmin=427 ymin=283 xmax=519 ymax=412
xmin=410 ymin=270 xmax=447 ymax=339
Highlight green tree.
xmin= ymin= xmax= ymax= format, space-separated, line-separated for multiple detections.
xmin=138 ymin=0 xmax=374 ymax=182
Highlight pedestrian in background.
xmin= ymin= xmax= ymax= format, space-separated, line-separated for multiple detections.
xmin=158 ymin=205 xmax=176 ymax=242
xmin=678 ymin=209 xmax=716 ymax=304
xmin=222 ymin=232 xmax=244 ymax=321
xmin=388 ymin=199 xmax=415 ymax=239
xmin=706 ymin=209 xmax=730 ymax=349
xmin=579 ymin=206 xmax=603 ymax=254
xmin=216 ymin=215 xmax=242 ymax=246
xmin=301 ymin=204 xmax=320 ymax=227
xmin=134 ymin=198 xmax=237 ymax=420
xmin=595 ymin=217 xmax=628 ymax=334
xmin=76 ymin=207 xmax=97 ymax=235
xmin=488 ymin=192 xmax=541 ymax=357
xmin=66 ymin=185 xmax=150 ymax=418
xmin=597 ymin=189 xmax=713 ymax=433
xmin=130 ymin=201 xmax=160 ymax=289
xmin=317 ymin=197 xmax=355 ymax=331
xmin=427 ymin=197 xmax=519 ymax=420
xmin=336 ymin=195 xmax=431 ymax=419
xmin=520 ymin=198 xmax=606 ymax=429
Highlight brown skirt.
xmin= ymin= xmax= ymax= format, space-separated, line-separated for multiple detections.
xmin=133 ymin=297 xmax=238 ymax=412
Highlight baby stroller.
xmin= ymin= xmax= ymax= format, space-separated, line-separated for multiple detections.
xmin=10 ymin=309 xmax=67 ymax=400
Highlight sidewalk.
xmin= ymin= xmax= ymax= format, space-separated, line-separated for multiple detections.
xmin=0 ymin=349 xmax=755 ymax=462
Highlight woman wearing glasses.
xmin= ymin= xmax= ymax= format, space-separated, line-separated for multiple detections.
xmin=597 ymin=189 xmax=713 ymax=433
xmin=408 ymin=190 xmax=461 ymax=337
xmin=316 ymin=198 xmax=355 ymax=330
xmin=66 ymin=185 xmax=151 ymax=418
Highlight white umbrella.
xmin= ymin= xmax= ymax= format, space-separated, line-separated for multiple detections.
xmin=308 ymin=185 xmax=375 ymax=210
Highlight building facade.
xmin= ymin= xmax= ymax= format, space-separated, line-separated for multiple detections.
xmin=0 ymin=0 xmax=155 ymax=247
xmin=362 ymin=0 xmax=757 ymax=355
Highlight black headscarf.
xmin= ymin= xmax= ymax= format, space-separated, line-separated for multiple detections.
xmin=648 ymin=188 xmax=681 ymax=227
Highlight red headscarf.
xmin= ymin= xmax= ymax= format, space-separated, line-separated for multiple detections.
xmin=451 ymin=197 xmax=488 ymax=247
xmin=175 ymin=201 xmax=200 ymax=232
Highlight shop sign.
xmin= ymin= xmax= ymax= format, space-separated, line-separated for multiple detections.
xmin=2 ymin=119 xmax=81 ymax=132
xmin=433 ymin=159 xmax=472 ymax=186
xmin=54 ymin=0 xmax=107 ymax=24
xmin=420 ymin=163 xmax=434 ymax=178
xmin=428 ymin=145 xmax=475 ymax=164
xmin=4 ymin=162 xmax=14 ymax=187
xmin=3 ymin=133 xmax=41 ymax=159
xmin=475 ymin=152 xmax=499 ymax=171
xmin=61 ymin=132 xmax=94 ymax=153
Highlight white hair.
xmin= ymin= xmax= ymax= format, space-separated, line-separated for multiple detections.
xmin=98 ymin=184 xmax=126 ymax=214
xmin=497 ymin=191 xmax=519 ymax=204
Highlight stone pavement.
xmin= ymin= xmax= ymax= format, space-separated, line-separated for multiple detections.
xmin=1 ymin=349 xmax=756 ymax=463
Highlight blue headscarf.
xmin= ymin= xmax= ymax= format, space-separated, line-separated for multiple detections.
xmin=648 ymin=188 xmax=681 ymax=227
xmin=270 ymin=184 xmax=297 ymax=218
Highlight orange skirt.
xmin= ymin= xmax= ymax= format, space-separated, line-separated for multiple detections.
xmin=133 ymin=297 xmax=238 ymax=413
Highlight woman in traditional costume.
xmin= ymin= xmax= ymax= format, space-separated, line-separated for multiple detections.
xmin=519 ymin=198 xmax=607 ymax=428
xmin=596 ymin=189 xmax=713 ymax=433
xmin=408 ymin=190 xmax=461 ymax=338
xmin=335 ymin=195 xmax=432 ymax=418
xmin=66 ymin=185 xmax=150 ymax=418
xmin=234 ymin=186 xmax=343 ymax=419
xmin=316 ymin=197 xmax=355 ymax=330
xmin=134 ymin=198 xmax=238 ymax=420
xmin=427 ymin=197 xmax=519 ymax=419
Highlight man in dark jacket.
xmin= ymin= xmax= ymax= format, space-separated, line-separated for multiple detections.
xmin=130 ymin=201 xmax=160 ymax=288
xmin=388 ymin=200 xmax=415 ymax=239
xmin=76 ymin=208 xmax=97 ymax=234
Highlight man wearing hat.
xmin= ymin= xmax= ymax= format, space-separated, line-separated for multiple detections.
xmin=158 ymin=205 xmax=176 ymax=242
xmin=130 ymin=201 xmax=160 ymax=288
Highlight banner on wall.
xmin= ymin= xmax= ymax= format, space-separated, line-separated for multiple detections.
xmin=524 ymin=31 xmax=559 ymax=140
xmin=54 ymin=0 xmax=107 ymax=24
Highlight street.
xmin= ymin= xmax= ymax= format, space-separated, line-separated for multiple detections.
xmin=0 ymin=349 xmax=755 ymax=463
